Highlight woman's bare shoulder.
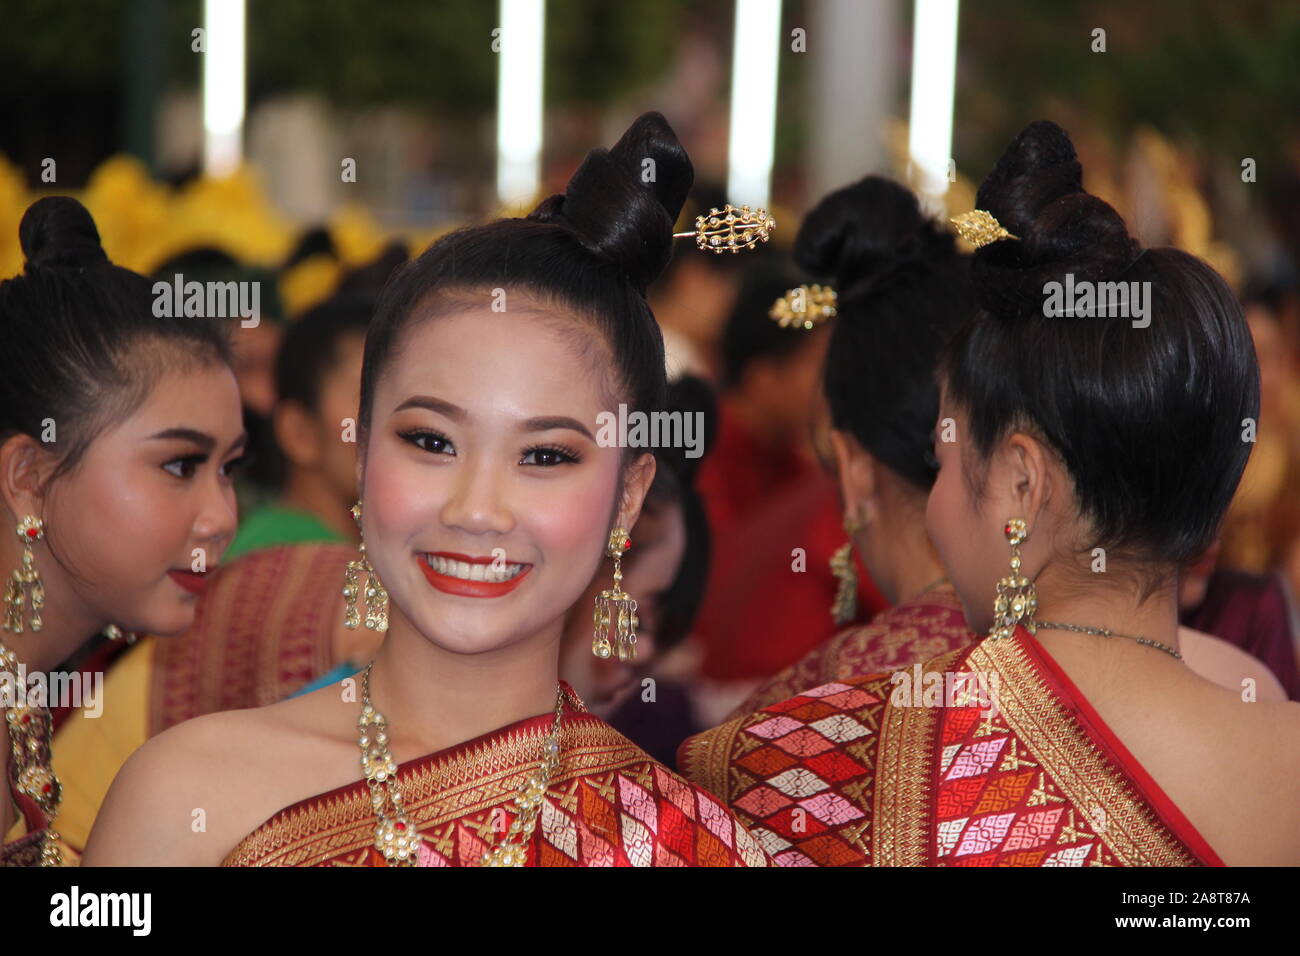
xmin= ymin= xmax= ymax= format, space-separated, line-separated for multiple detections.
xmin=82 ymin=686 xmax=359 ymax=866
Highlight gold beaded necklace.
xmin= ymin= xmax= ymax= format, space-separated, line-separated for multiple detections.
xmin=0 ymin=638 xmax=64 ymax=866
xmin=358 ymin=661 xmax=567 ymax=867
xmin=1034 ymin=620 xmax=1182 ymax=661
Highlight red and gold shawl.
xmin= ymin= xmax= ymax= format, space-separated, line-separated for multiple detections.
xmin=732 ymin=584 xmax=973 ymax=718
xmin=224 ymin=688 xmax=771 ymax=867
xmin=680 ymin=626 xmax=1223 ymax=867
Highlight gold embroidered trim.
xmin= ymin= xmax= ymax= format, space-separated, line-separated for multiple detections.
xmin=223 ymin=712 xmax=652 ymax=866
xmin=970 ymin=636 xmax=1197 ymax=867
xmin=678 ymin=713 xmax=748 ymax=802
xmin=872 ymin=649 xmax=960 ymax=865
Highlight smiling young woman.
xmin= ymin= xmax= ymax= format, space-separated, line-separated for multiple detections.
xmin=0 ymin=197 xmax=243 ymax=867
xmin=82 ymin=113 xmax=770 ymax=868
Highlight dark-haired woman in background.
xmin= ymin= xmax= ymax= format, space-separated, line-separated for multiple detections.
xmin=0 ymin=197 xmax=244 ymax=866
xmin=727 ymin=177 xmax=1285 ymax=718
xmin=691 ymin=265 xmax=890 ymax=696
xmin=682 ymin=122 xmax=1300 ymax=866
xmin=718 ymin=175 xmax=978 ymax=717
xmin=84 ymin=113 xmax=770 ymax=867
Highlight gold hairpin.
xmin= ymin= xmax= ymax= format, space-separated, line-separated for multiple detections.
xmin=951 ymin=210 xmax=1018 ymax=248
xmin=674 ymin=204 xmax=775 ymax=254
xmin=769 ymin=284 xmax=837 ymax=329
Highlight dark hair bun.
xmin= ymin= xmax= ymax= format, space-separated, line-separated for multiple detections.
xmin=794 ymin=176 xmax=953 ymax=301
xmin=20 ymin=196 xmax=110 ymax=273
xmin=530 ymin=111 xmax=694 ymax=293
xmin=972 ymin=120 xmax=1140 ymax=319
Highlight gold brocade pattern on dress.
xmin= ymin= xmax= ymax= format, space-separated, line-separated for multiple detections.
xmin=223 ymin=705 xmax=770 ymax=867
xmin=732 ymin=585 xmax=973 ymax=718
xmin=679 ymin=632 xmax=1218 ymax=867
xmin=969 ymin=636 xmax=1198 ymax=867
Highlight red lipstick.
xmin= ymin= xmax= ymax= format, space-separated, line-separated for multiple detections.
xmin=417 ymin=552 xmax=532 ymax=598
xmin=168 ymin=568 xmax=209 ymax=596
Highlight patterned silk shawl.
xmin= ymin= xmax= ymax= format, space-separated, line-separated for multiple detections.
xmin=224 ymin=687 xmax=771 ymax=867
xmin=680 ymin=627 xmax=1224 ymax=867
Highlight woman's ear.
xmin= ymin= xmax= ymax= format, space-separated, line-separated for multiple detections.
xmin=616 ymin=452 xmax=658 ymax=532
xmin=0 ymin=433 xmax=58 ymax=520
xmin=1000 ymin=431 xmax=1055 ymax=542
xmin=828 ymin=428 xmax=876 ymax=525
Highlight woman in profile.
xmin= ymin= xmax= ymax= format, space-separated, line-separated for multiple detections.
xmin=0 ymin=197 xmax=244 ymax=866
xmin=681 ymin=121 xmax=1300 ymax=866
xmin=84 ymin=113 xmax=770 ymax=867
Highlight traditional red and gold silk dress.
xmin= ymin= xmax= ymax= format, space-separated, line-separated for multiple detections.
xmin=679 ymin=627 xmax=1224 ymax=867
xmin=223 ymin=684 xmax=772 ymax=867
xmin=732 ymin=583 xmax=973 ymax=718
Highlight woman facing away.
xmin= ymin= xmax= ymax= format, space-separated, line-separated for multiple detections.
xmin=680 ymin=121 xmax=1300 ymax=867
xmin=723 ymin=175 xmax=979 ymax=715
xmin=0 ymin=197 xmax=244 ymax=866
xmin=730 ymin=177 xmax=1286 ymax=717
xmin=84 ymin=113 xmax=771 ymax=867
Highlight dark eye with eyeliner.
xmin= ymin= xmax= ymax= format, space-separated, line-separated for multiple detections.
xmin=399 ymin=428 xmax=580 ymax=467
xmin=399 ymin=428 xmax=455 ymax=456
xmin=164 ymin=453 xmax=249 ymax=480
xmin=521 ymin=443 xmax=581 ymax=467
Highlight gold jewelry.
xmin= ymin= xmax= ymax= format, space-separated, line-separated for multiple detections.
xmin=1034 ymin=620 xmax=1183 ymax=661
xmin=3 ymin=515 xmax=45 ymax=635
xmin=951 ymin=209 xmax=1018 ymax=248
xmin=830 ymin=511 xmax=862 ymax=626
xmin=343 ymin=502 xmax=388 ymax=632
xmin=989 ymin=518 xmax=1036 ymax=640
xmin=1 ymin=637 xmax=64 ymax=866
xmin=592 ymin=528 xmax=638 ymax=661
xmin=358 ymin=661 xmax=567 ymax=867
xmin=103 ymin=624 xmax=137 ymax=645
xmin=673 ymin=204 xmax=775 ymax=254
xmin=770 ymin=284 xmax=837 ymax=330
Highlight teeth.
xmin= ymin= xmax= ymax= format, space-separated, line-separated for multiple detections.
xmin=424 ymin=554 xmax=526 ymax=583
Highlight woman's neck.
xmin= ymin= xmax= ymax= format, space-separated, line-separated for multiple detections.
xmin=364 ymin=609 xmax=565 ymax=758
xmin=861 ymin=506 xmax=947 ymax=606
xmin=1027 ymin=561 xmax=1184 ymax=679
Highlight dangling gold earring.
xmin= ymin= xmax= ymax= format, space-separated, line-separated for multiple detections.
xmin=3 ymin=515 xmax=46 ymax=634
xmin=592 ymin=528 xmax=638 ymax=661
xmin=830 ymin=510 xmax=863 ymax=625
xmin=990 ymin=517 xmax=1036 ymax=640
xmin=343 ymin=501 xmax=389 ymax=632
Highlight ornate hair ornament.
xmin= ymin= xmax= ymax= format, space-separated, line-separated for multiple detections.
xmin=951 ymin=209 xmax=1018 ymax=248
xmin=674 ymin=203 xmax=775 ymax=254
xmin=769 ymin=283 xmax=838 ymax=330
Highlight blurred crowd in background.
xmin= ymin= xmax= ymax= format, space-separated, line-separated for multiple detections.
xmin=5 ymin=0 xmax=1300 ymax=758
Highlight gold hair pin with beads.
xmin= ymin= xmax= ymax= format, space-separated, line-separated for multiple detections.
xmin=674 ymin=204 xmax=775 ymax=254
xmin=951 ymin=209 xmax=1018 ymax=248
xmin=769 ymin=283 xmax=838 ymax=329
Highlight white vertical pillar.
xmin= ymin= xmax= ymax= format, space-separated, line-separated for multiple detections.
xmin=728 ymin=0 xmax=782 ymax=209
xmin=202 ymin=0 xmax=246 ymax=177
xmin=497 ymin=0 xmax=547 ymax=207
xmin=908 ymin=0 xmax=960 ymax=215
xmin=806 ymin=0 xmax=899 ymax=206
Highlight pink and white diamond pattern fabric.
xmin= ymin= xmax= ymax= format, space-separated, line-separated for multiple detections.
xmin=681 ymin=633 xmax=1223 ymax=867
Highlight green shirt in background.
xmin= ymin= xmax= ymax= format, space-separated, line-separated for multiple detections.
xmin=224 ymin=503 xmax=349 ymax=562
